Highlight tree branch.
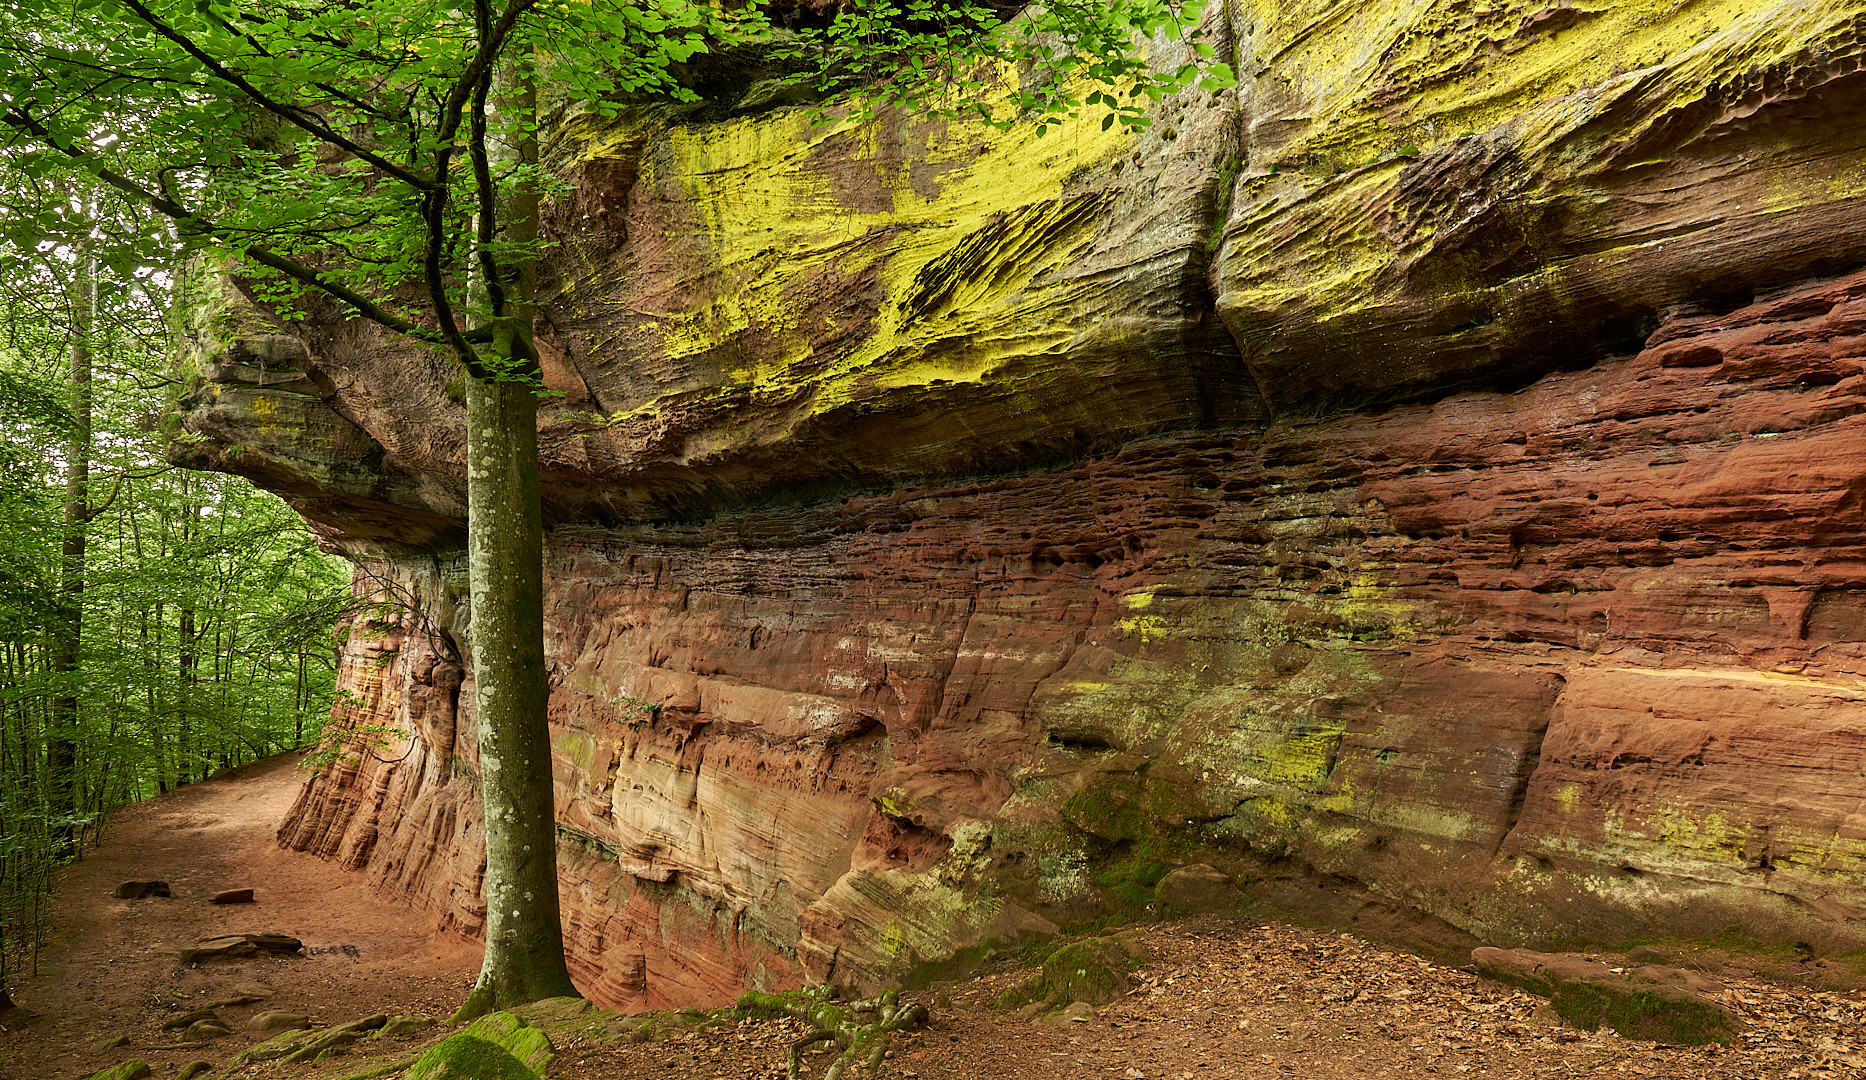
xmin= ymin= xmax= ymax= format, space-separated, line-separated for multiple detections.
xmin=113 ymin=0 xmax=439 ymax=192
xmin=413 ymin=0 xmax=539 ymax=377
xmin=469 ymin=0 xmax=507 ymax=319
xmin=2 ymin=104 xmax=474 ymax=344
xmin=418 ymin=188 xmax=483 ymax=373
xmin=187 ymin=4 xmax=399 ymax=123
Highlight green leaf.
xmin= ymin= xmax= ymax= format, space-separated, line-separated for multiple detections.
xmin=1201 ymin=62 xmax=1239 ymax=90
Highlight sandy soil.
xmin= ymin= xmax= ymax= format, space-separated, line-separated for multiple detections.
xmin=0 ymin=752 xmax=480 ymax=1080
xmin=5 ymin=753 xmax=1865 ymax=1080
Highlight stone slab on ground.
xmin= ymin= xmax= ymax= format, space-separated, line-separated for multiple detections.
xmin=177 ymin=932 xmax=302 ymax=963
xmin=374 ymin=1015 xmax=437 ymax=1038
xmin=181 ymin=1018 xmax=233 ymax=1041
xmin=160 ymin=1008 xmax=222 ymax=1031
xmin=247 ymin=1011 xmax=312 ymax=1035
xmin=1472 ymin=947 xmax=1742 ymax=1044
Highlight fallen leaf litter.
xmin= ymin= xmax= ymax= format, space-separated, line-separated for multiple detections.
xmin=555 ymin=918 xmax=1866 ymax=1080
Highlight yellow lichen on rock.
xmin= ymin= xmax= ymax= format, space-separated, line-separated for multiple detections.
xmin=642 ymin=81 xmax=1134 ymax=416
xmin=1218 ymin=0 xmax=1866 ymax=415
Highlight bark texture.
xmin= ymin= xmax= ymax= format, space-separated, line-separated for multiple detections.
xmin=456 ymin=372 xmax=577 ymax=1016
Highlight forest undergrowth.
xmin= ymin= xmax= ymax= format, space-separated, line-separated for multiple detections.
xmin=0 ymin=233 xmax=352 ymax=1002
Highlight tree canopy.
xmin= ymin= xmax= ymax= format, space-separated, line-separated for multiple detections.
xmin=3 ymin=0 xmax=1231 ymax=353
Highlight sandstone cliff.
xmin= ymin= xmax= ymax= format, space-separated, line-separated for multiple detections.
xmin=173 ymin=0 xmax=1866 ymax=1009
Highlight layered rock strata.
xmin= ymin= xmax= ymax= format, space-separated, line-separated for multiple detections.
xmin=176 ymin=0 xmax=1866 ymax=1009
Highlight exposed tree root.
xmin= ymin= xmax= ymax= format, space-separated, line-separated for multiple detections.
xmin=738 ymin=988 xmax=929 ymax=1080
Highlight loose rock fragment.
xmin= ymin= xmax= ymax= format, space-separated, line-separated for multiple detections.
xmin=178 ymin=932 xmax=302 ymax=963
xmin=182 ymin=1018 xmax=234 ymax=1041
xmin=246 ymin=1010 xmax=311 ymax=1034
xmin=278 ymin=1013 xmax=389 ymax=1064
xmin=375 ymin=1014 xmax=438 ymax=1038
xmin=1471 ymin=947 xmax=1742 ymax=1044
xmin=160 ymin=1008 xmax=222 ymax=1031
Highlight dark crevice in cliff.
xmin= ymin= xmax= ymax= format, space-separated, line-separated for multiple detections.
xmin=1046 ymin=732 xmax=1117 ymax=755
xmin=1489 ymin=679 xmax=1558 ymax=859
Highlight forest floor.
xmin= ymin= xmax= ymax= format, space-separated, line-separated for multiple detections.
xmin=3 ymin=753 xmax=1865 ymax=1080
xmin=0 ymin=753 xmax=479 ymax=1080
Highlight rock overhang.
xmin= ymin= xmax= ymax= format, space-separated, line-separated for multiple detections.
xmin=170 ymin=0 xmax=1866 ymax=1008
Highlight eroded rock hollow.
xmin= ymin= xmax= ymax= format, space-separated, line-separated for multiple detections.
xmin=172 ymin=0 xmax=1866 ymax=1010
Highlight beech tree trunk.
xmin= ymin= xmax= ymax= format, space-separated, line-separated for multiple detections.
xmin=456 ymin=374 xmax=575 ymax=1016
xmin=453 ymin=60 xmax=577 ymax=1018
xmin=46 ymin=251 xmax=93 ymax=855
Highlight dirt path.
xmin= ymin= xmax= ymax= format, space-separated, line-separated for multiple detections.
xmin=0 ymin=752 xmax=479 ymax=1080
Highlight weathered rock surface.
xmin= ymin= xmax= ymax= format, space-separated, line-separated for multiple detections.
xmin=245 ymin=1011 xmax=312 ymax=1035
xmin=179 ymin=1018 xmax=233 ymax=1042
xmin=231 ymin=1014 xmax=388 ymax=1067
xmin=168 ymin=0 xmax=1866 ymax=1012
xmin=178 ymin=934 xmax=302 ymax=964
xmin=159 ymin=1009 xmax=222 ymax=1032
xmin=995 ymin=931 xmax=1148 ymax=1017
xmin=1154 ymin=864 xmax=1240 ymax=916
xmin=1473 ymin=946 xmax=1741 ymax=1044
xmin=405 ymin=1012 xmax=552 ymax=1080
xmin=85 ymin=1059 xmax=151 ymax=1080
xmin=211 ymin=888 xmax=256 ymax=905
xmin=374 ymin=1015 xmax=437 ymax=1039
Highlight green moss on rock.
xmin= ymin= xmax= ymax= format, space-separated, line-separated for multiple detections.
xmin=1473 ymin=947 xmax=1740 ymax=1045
xmin=1548 ymin=983 xmax=1738 ymax=1045
xmin=1042 ymin=934 xmax=1148 ymax=1005
xmin=403 ymin=1009 xmax=556 ymax=1080
xmin=992 ymin=931 xmax=1150 ymax=1010
xmin=404 ymin=1034 xmax=536 ymax=1080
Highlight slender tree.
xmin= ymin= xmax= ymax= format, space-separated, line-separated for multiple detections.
xmin=44 ymin=245 xmax=91 ymax=855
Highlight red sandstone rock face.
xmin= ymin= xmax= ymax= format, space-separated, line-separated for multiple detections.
xmin=278 ymin=269 xmax=1866 ymax=1008
xmin=175 ymin=0 xmax=1866 ymax=1011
